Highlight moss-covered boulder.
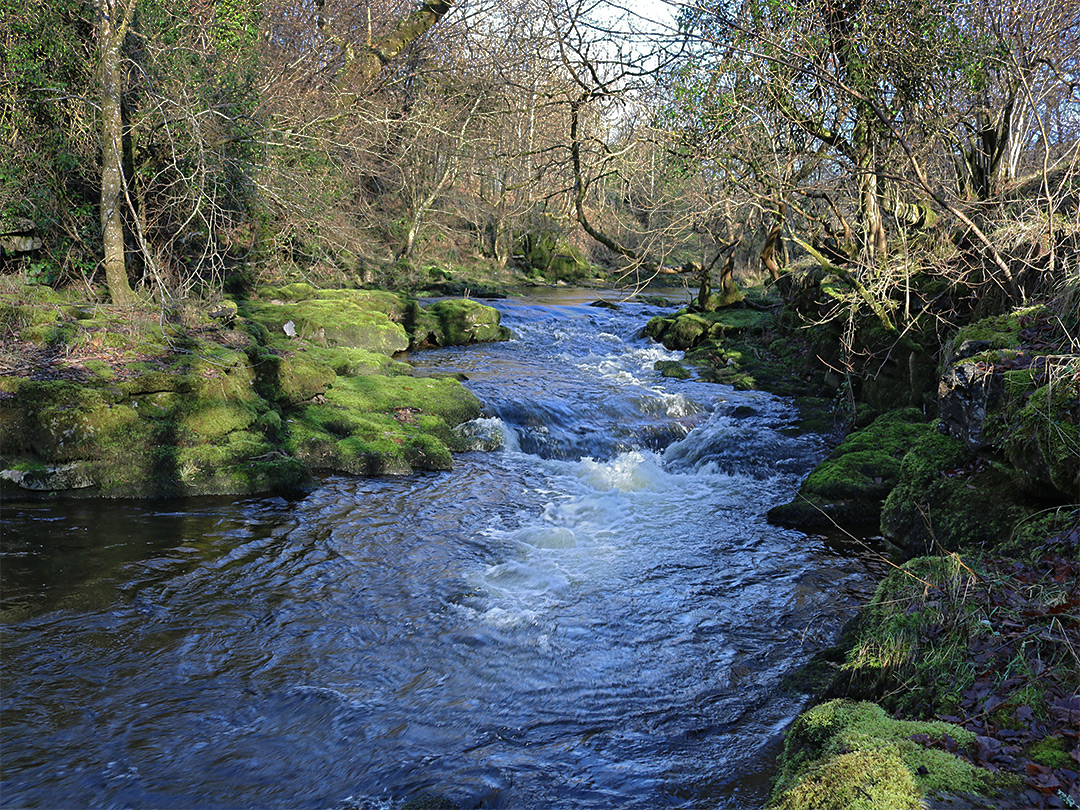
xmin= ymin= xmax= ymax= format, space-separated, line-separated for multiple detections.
xmin=0 ymin=364 xmax=309 ymax=499
xmin=248 ymin=346 xmax=337 ymax=406
xmin=768 ymin=700 xmax=1001 ymax=810
xmin=996 ymin=359 xmax=1080 ymax=499
xmin=645 ymin=307 xmax=776 ymax=352
xmin=655 ymin=360 xmax=691 ymax=379
xmin=245 ymin=297 xmax=409 ymax=354
xmin=879 ymin=426 xmax=1050 ymax=555
xmin=285 ymin=375 xmax=482 ymax=475
xmin=426 ymin=299 xmax=512 ymax=345
xmin=1 ymin=285 xmax=495 ymax=498
xmin=769 ymin=408 xmax=930 ymax=530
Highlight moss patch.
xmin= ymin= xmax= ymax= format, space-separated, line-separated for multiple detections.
xmin=245 ymin=298 xmax=409 ymax=354
xmin=285 ymin=374 xmax=481 ymax=475
xmin=426 ymin=298 xmax=511 ymax=345
xmin=769 ymin=700 xmax=1000 ymax=809
xmin=769 ymin=408 xmax=930 ymax=530
xmin=1000 ymin=361 xmax=1080 ymax=498
xmin=655 ymin=360 xmax=691 ymax=379
xmin=879 ymin=426 xmax=1051 ymax=555
xmin=2 ymin=286 xmax=495 ymax=497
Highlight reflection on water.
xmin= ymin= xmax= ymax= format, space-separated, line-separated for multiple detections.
xmin=0 ymin=289 xmax=878 ymax=809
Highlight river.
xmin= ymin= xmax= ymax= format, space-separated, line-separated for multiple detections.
xmin=0 ymin=289 xmax=880 ymax=809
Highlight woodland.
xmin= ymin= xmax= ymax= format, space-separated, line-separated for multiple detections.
xmin=1 ymin=0 xmax=1074 ymax=314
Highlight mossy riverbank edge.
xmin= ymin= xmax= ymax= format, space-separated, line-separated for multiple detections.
xmin=0 ymin=282 xmax=512 ymax=499
xmin=645 ymin=294 xmax=1078 ymax=808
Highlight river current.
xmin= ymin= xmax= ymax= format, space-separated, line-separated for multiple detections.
xmin=1 ymin=289 xmax=879 ymax=809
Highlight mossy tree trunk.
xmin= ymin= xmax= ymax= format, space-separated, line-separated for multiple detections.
xmin=324 ymin=0 xmax=455 ymax=89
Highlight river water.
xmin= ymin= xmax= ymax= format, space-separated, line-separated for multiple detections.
xmin=0 ymin=289 xmax=879 ymax=810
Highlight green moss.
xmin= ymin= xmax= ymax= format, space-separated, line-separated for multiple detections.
xmin=178 ymin=401 xmax=258 ymax=439
xmin=427 ymin=299 xmax=511 ymax=345
xmin=769 ymin=700 xmax=999 ymax=809
xmin=319 ymin=288 xmax=412 ymax=321
xmin=643 ymin=315 xmax=674 ymax=342
xmin=403 ymin=300 xmax=443 ymax=348
xmin=666 ymin=313 xmax=711 ymax=350
xmin=258 ymin=281 xmax=318 ymax=302
xmin=952 ymin=305 xmax=1048 ymax=352
xmin=285 ymin=374 xmax=481 ymax=475
xmin=771 ymin=748 xmax=922 ymax=810
xmin=769 ymin=409 xmax=929 ymax=529
xmin=245 ymin=299 xmax=409 ymax=354
xmin=1002 ymin=365 xmax=1080 ymax=498
xmin=251 ymin=350 xmax=336 ymax=405
xmin=655 ymin=360 xmax=691 ymax=379
xmin=707 ymin=307 xmax=776 ymax=333
xmin=1029 ymin=736 xmax=1071 ymax=769
xmin=881 ymin=427 xmax=1041 ymax=554
xmin=0 ymin=298 xmax=63 ymax=331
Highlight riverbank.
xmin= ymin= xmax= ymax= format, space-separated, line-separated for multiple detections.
xmin=0 ymin=282 xmax=510 ymax=498
xmin=642 ymin=287 xmax=1079 ymax=808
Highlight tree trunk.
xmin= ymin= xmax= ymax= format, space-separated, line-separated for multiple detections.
xmin=760 ymin=200 xmax=786 ymax=282
xmin=848 ymin=111 xmax=887 ymax=263
xmin=342 ymin=1 xmax=454 ymax=88
xmin=96 ymin=0 xmax=135 ymax=306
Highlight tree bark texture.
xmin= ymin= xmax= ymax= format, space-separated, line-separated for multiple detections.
xmin=346 ymin=1 xmax=454 ymax=87
xmin=95 ymin=0 xmax=135 ymax=306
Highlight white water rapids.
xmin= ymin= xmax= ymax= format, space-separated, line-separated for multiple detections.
xmin=0 ymin=289 xmax=880 ymax=809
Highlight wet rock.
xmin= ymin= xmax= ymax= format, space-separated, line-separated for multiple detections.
xmin=654 ymin=360 xmax=691 ymax=379
xmin=937 ymin=360 xmax=1004 ymax=449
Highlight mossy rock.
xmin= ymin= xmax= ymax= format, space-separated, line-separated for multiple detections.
xmin=1000 ymin=362 xmax=1080 ymax=498
xmin=880 ymin=427 xmax=1049 ymax=555
xmin=285 ymin=374 xmax=481 ymax=475
xmin=245 ymin=299 xmax=409 ymax=355
xmin=257 ymin=281 xmax=319 ymax=302
xmin=0 ymin=360 xmax=308 ymax=498
xmin=404 ymin=301 xmax=445 ymax=348
xmin=950 ymin=305 xmax=1049 ymax=355
xmin=707 ymin=307 xmax=776 ymax=334
xmin=318 ymin=288 xmax=412 ymax=321
xmin=278 ymin=342 xmax=412 ymax=378
xmin=643 ymin=315 xmax=674 ymax=343
xmin=648 ymin=307 xmax=777 ymax=351
xmin=771 ymin=747 xmax=922 ymax=810
xmin=170 ymin=347 xmax=259 ymax=402
xmin=176 ymin=400 xmax=259 ymax=439
xmin=0 ymin=381 xmax=142 ymax=461
xmin=249 ymin=348 xmax=336 ymax=406
xmin=769 ymin=409 xmax=930 ymax=530
xmin=769 ymin=700 xmax=1001 ymax=809
xmin=665 ymin=313 xmax=712 ymax=350
xmin=655 ymin=360 xmax=691 ymax=379
xmin=426 ymin=299 xmax=511 ymax=345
